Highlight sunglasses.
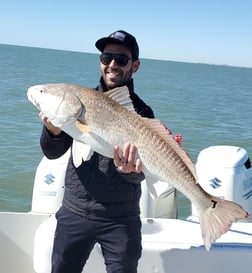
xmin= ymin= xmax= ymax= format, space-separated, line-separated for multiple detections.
xmin=100 ymin=53 xmax=133 ymax=67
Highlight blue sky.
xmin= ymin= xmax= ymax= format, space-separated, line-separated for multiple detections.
xmin=1 ymin=0 xmax=252 ymax=67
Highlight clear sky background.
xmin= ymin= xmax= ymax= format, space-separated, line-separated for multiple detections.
xmin=1 ymin=0 xmax=251 ymax=68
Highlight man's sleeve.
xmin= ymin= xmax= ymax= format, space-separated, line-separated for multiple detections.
xmin=40 ymin=126 xmax=73 ymax=159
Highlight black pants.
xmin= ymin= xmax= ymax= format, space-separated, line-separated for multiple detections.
xmin=51 ymin=206 xmax=142 ymax=273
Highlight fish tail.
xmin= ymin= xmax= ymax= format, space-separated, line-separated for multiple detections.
xmin=199 ymin=196 xmax=249 ymax=251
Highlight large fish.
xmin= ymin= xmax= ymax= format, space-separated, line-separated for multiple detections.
xmin=27 ymin=83 xmax=248 ymax=250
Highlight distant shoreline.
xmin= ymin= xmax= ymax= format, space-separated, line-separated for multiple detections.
xmin=1 ymin=43 xmax=251 ymax=70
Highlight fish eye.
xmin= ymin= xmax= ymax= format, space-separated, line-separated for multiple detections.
xmin=39 ymin=89 xmax=43 ymax=93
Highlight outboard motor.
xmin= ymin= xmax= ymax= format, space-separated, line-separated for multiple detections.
xmin=140 ymin=180 xmax=178 ymax=219
xmin=32 ymin=150 xmax=70 ymax=273
xmin=31 ymin=149 xmax=70 ymax=214
xmin=192 ymin=146 xmax=252 ymax=218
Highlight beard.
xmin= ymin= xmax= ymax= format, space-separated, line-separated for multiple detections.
xmin=102 ymin=67 xmax=133 ymax=89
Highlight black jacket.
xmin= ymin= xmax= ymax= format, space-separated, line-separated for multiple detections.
xmin=40 ymin=79 xmax=154 ymax=219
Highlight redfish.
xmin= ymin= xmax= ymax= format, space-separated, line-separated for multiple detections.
xmin=27 ymin=83 xmax=249 ymax=250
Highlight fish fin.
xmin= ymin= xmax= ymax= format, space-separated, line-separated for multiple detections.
xmin=104 ymin=86 xmax=135 ymax=112
xmin=72 ymin=140 xmax=94 ymax=167
xmin=199 ymin=196 xmax=249 ymax=251
xmin=76 ymin=120 xmax=92 ymax=133
xmin=143 ymin=118 xmax=197 ymax=178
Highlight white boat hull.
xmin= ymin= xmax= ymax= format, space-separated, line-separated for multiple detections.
xmin=0 ymin=212 xmax=49 ymax=273
xmin=1 ymin=212 xmax=252 ymax=273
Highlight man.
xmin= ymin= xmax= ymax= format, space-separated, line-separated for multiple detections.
xmin=40 ymin=30 xmax=154 ymax=273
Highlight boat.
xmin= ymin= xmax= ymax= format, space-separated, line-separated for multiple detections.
xmin=1 ymin=145 xmax=252 ymax=273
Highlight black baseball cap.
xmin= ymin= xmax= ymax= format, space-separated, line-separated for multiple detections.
xmin=95 ymin=30 xmax=139 ymax=60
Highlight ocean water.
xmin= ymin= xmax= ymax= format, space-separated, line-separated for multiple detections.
xmin=0 ymin=44 xmax=251 ymax=217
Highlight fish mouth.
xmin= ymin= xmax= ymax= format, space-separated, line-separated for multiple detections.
xmin=27 ymin=89 xmax=36 ymax=104
xmin=27 ymin=88 xmax=41 ymax=110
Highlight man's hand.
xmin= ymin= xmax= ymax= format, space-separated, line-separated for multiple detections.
xmin=39 ymin=112 xmax=62 ymax=136
xmin=114 ymin=143 xmax=142 ymax=173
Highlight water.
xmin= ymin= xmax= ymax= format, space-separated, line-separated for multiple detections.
xmin=0 ymin=44 xmax=251 ymax=217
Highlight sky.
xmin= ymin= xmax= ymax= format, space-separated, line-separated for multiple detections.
xmin=1 ymin=0 xmax=252 ymax=68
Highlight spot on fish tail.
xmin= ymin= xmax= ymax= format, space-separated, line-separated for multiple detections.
xmin=211 ymin=200 xmax=217 ymax=209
